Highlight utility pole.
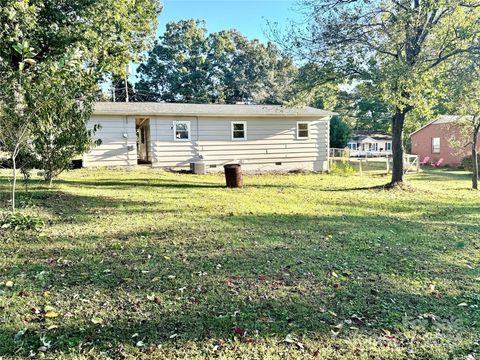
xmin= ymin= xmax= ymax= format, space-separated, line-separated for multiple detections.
xmin=125 ymin=64 xmax=129 ymax=102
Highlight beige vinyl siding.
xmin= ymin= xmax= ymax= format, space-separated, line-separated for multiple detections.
xmin=150 ymin=116 xmax=329 ymax=172
xmin=83 ymin=115 xmax=137 ymax=167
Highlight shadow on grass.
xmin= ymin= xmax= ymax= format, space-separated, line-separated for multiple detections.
xmin=1 ymin=210 xmax=478 ymax=357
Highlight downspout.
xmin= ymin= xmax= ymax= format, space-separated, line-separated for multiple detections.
xmin=326 ymin=115 xmax=332 ymax=172
xmin=195 ymin=115 xmax=202 ymax=161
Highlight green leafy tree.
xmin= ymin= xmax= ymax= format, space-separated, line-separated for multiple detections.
xmin=0 ymin=41 xmax=38 ymax=211
xmin=0 ymin=0 xmax=160 ymax=208
xmin=443 ymin=56 xmax=480 ymax=189
xmin=334 ymin=84 xmax=392 ymax=132
xmin=286 ymin=63 xmax=338 ymax=109
xmin=111 ymin=76 xmax=136 ymax=102
xmin=278 ymin=0 xmax=480 ymax=187
xmin=136 ymin=20 xmax=211 ymax=103
xmin=136 ymin=20 xmax=296 ymax=104
xmin=330 ymin=116 xmax=352 ymax=149
xmin=26 ymin=56 xmax=100 ymax=186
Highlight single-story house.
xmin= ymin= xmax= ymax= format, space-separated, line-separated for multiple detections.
xmin=83 ymin=102 xmax=334 ymax=172
xmin=346 ymin=131 xmax=392 ymax=156
xmin=410 ymin=115 xmax=479 ymax=166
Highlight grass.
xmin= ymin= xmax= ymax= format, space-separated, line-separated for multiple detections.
xmin=0 ymin=168 xmax=479 ymax=359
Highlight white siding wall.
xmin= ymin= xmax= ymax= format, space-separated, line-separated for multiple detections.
xmin=83 ymin=115 xmax=137 ymax=167
xmin=150 ymin=116 xmax=329 ymax=172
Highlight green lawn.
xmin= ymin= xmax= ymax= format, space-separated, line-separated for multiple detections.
xmin=0 ymin=168 xmax=479 ymax=359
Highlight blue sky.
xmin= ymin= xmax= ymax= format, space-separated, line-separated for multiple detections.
xmin=125 ymin=0 xmax=301 ymax=83
xmin=158 ymin=0 xmax=301 ymax=42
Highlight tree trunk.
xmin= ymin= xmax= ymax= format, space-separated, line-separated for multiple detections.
xmin=472 ymin=125 xmax=479 ymax=190
xmin=389 ymin=110 xmax=405 ymax=186
xmin=11 ymin=155 xmax=17 ymax=212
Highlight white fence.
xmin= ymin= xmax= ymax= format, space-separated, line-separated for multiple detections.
xmin=329 ymin=148 xmax=420 ymax=174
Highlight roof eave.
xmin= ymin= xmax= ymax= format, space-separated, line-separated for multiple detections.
xmin=92 ymin=111 xmax=336 ymax=118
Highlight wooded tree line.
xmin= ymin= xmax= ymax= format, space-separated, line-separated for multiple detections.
xmin=124 ymin=19 xmax=296 ymax=105
xmin=1 ymin=0 xmax=480 ymax=206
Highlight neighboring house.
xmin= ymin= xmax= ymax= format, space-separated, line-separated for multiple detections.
xmin=83 ymin=102 xmax=334 ymax=172
xmin=410 ymin=115 xmax=480 ymax=166
xmin=346 ymin=131 xmax=392 ymax=157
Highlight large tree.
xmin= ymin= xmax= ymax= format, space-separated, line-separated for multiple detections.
xmin=279 ymin=0 xmax=480 ymax=186
xmin=0 ymin=0 xmax=160 ymax=209
xmin=136 ymin=19 xmax=296 ymax=104
xmin=330 ymin=116 xmax=352 ymax=149
xmin=443 ymin=55 xmax=480 ymax=189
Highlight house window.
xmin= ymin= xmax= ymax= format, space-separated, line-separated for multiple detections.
xmin=174 ymin=121 xmax=190 ymax=141
xmin=432 ymin=137 xmax=440 ymax=153
xmin=348 ymin=143 xmax=357 ymax=150
xmin=297 ymin=122 xmax=309 ymax=139
xmin=386 ymin=142 xmax=392 ymax=151
xmin=371 ymin=143 xmax=378 ymax=151
xmin=231 ymin=121 xmax=247 ymax=140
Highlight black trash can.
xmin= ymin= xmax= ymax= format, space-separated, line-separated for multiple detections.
xmin=224 ymin=164 xmax=243 ymax=188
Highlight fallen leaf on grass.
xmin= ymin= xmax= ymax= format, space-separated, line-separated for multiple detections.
xmin=233 ymin=326 xmax=245 ymax=336
xmin=91 ymin=317 xmax=104 ymax=325
xmin=283 ymin=334 xmax=304 ymax=349
xmin=5 ymin=280 xmax=14 ymax=288
xmin=45 ymin=312 xmax=59 ymax=319
xmin=14 ymin=329 xmax=27 ymax=341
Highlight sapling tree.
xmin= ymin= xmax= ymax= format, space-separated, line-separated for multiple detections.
xmin=276 ymin=0 xmax=480 ymax=187
xmin=0 ymin=42 xmax=39 ymax=211
xmin=26 ymin=53 xmax=101 ymax=186
xmin=0 ymin=0 xmax=160 ymax=207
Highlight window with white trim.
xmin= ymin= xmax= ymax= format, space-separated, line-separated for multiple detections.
xmin=174 ymin=121 xmax=190 ymax=141
xmin=386 ymin=142 xmax=392 ymax=151
xmin=348 ymin=143 xmax=357 ymax=150
xmin=297 ymin=122 xmax=309 ymax=139
xmin=231 ymin=121 xmax=246 ymax=140
xmin=432 ymin=137 xmax=440 ymax=153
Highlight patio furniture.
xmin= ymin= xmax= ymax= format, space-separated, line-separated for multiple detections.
xmin=420 ymin=156 xmax=431 ymax=165
xmin=431 ymin=158 xmax=444 ymax=168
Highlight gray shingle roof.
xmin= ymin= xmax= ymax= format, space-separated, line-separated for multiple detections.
xmin=410 ymin=115 xmax=473 ymax=136
xmin=433 ymin=115 xmax=461 ymax=124
xmin=93 ymin=102 xmax=335 ymax=118
xmin=351 ymin=131 xmax=392 ymax=141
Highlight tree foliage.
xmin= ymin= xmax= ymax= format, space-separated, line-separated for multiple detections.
xmin=329 ymin=116 xmax=352 ymax=149
xmin=111 ymin=76 xmax=136 ymax=102
xmin=0 ymin=0 xmax=160 ymax=76
xmin=26 ymin=57 xmax=101 ymax=185
xmin=277 ymin=0 xmax=480 ymax=186
xmin=442 ymin=55 xmax=480 ymax=189
xmin=136 ymin=19 xmax=296 ymax=104
xmin=0 ymin=0 xmax=160 ymax=208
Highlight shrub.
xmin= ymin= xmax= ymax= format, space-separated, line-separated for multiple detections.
xmin=330 ymin=161 xmax=356 ymax=176
xmin=0 ymin=212 xmax=44 ymax=231
xmin=460 ymin=154 xmax=480 ymax=175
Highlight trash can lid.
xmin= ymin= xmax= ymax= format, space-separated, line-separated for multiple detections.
xmin=224 ymin=163 xmax=240 ymax=169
